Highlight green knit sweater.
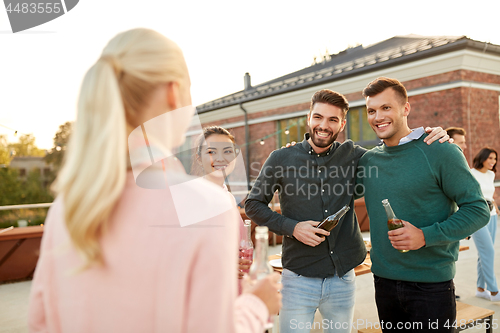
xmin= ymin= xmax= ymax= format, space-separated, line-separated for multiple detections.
xmin=357 ymin=135 xmax=490 ymax=282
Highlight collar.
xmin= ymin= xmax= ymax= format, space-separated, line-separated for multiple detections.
xmin=301 ymin=133 xmax=335 ymax=157
xmin=398 ymin=127 xmax=425 ymax=145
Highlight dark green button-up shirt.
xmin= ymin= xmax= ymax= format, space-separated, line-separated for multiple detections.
xmin=245 ymin=134 xmax=367 ymax=278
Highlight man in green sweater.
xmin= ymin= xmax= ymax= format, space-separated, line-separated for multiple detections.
xmin=357 ymin=77 xmax=490 ymax=332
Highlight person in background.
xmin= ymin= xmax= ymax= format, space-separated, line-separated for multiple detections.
xmin=28 ymin=28 xmax=281 ymax=333
xmin=446 ymin=127 xmax=467 ymax=152
xmin=358 ymin=77 xmax=490 ymax=332
xmin=193 ymin=125 xmax=252 ymax=283
xmin=471 ymin=147 xmax=500 ymax=302
xmin=445 ymin=126 xmax=469 ymax=300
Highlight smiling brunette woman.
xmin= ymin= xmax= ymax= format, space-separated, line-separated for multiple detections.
xmin=471 ymin=147 xmax=500 ymax=302
xmin=193 ymin=126 xmax=253 ymax=285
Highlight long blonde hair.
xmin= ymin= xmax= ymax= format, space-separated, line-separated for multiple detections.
xmin=53 ymin=28 xmax=189 ymax=268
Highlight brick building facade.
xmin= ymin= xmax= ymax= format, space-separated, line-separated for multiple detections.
xmin=184 ymin=35 xmax=500 ymax=202
xmin=9 ymin=156 xmax=53 ymax=188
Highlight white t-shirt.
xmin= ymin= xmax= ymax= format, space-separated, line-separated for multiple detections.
xmin=470 ymin=168 xmax=496 ymax=216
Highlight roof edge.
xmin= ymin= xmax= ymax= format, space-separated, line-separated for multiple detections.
xmin=196 ymin=37 xmax=500 ymax=114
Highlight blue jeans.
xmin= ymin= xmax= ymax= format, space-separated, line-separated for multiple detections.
xmin=472 ymin=214 xmax=498 ymax=292
xmin=374 ymin=275 xmax=456 ymax=332
xmin=279 ymin=268 xmax=355 ymax=333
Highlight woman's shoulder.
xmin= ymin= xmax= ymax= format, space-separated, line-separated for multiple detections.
xmin=486 ymin=170 xmax=496 ymax=180
xmin=470 ymin=168 xmax=494 ymax=177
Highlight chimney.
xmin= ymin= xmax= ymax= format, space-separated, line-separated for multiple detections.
xmin=244 ymin=72 xmax=251 ymax=90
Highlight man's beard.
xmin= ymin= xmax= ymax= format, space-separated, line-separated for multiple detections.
xmin=308 ymin=127 xmax=341 ymax=148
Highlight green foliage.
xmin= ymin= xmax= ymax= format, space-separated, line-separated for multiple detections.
xmin=8 ymin=133 xmax=46 ymax=157
xmin=0 ymin=208 xmax=48 ymax=228
xmin=21 ymin=169 xmax=54 ymax=204
xmin=0 ymin=168 xmax=22 ymax=206
xmin=0 ymin=168 xmax=53 ymax=205
xmin=44 ymin=121 xmax=72 ymax=174
xmin=0 ymin=167 xmax=53 ymax=224
xmin=0 ymin=131 xmax=56 ymax=227
xmin=0 ymin=135 xmax=12 ymax=166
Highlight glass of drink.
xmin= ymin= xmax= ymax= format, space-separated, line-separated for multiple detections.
xmin=239 ymin=220 xmax=253 ymax=273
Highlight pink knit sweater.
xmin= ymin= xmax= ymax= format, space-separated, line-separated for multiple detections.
xmin=28 ymin=171 xmax=268 ymax=333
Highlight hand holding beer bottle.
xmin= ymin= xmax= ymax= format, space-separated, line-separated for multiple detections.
xmin=382 ymin=199 xmax=409 ymax=253
xmin=315 ymin=204 xmax=350 ymax=237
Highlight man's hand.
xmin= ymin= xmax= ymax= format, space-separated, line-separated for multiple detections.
xmin=424 ymin=126 xmax=450 ymax=145
xmin=292 ymin=221 xmax=330 ymax=247
xmin=388 ymin=221 xmax=425 ymax=251
xmin=281 ymin=141 xmax=297 ymax=149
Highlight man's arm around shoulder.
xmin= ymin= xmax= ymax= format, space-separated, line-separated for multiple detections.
xmin=420 ymin=143 xmax=490 ymax=247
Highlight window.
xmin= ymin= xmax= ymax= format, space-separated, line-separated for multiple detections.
xmin=174 ymin=135 xmax=194 ymax=173
xmin=346 ymin=106 xmax=380 ymax=148
xmin=277 ymin=116 xmax=308 ymax=148
xmin=19 ymin=168 xmax=26 ymax=177
xmin=43 ymin=168 xmax=51 ymax=176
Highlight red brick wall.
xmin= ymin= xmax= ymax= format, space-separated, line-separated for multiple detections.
xmin=407 ymin=88 xmax=465 ymax=129
xmin=201 ymin=69 xmax=500 ymax=186
xmin=407 ymin=86 xmax=500 ymax=169
xmin=404 ymin=70 xmax=500 ymax=90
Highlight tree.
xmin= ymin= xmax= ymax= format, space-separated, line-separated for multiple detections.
xmin=0 ymin=168 xmax=53 ymax=222
xmin=8 ymin=134 xmax=45 ymax=157
xmin=0 ymin=168 xmax=22 ymax=207
xmin=44 ymin=121 xmax=72 ymax=173
xmin=0 ymin=135 xmax=11 ymax=166
xmin=0 ymin=134 xmax=54 ymax=224
xmin=21 ymin=169 xmax=54 ymax=204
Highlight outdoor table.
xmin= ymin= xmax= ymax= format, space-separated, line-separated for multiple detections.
xmin=269 ymin=245 xmax=469 ymax=276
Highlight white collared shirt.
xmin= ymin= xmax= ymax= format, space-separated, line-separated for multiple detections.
xmin=398 ymin=127 xmax=425 ymax=145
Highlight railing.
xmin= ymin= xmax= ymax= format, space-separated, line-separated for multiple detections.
xmin=0 ymin=203 xmax=52 ymax=211
xmin=0 ymin=204 xmax=47 ymax=283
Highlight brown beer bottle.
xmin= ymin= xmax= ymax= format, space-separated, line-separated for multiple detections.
xmin=381 ymin=199 xmax=409 ymax=253
xmin=316 ymin=204 xmax=350 ymax=237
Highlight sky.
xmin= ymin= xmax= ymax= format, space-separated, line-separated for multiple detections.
xmin=1 ymin=0 xmax=500 ymax=149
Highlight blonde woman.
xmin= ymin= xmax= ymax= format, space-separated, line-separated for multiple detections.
xmin=28 ymin=28 xmax=281 ymax=333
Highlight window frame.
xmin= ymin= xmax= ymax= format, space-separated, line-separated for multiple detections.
xmin=346 ymin=106 xmax=381 ymax=148
xmin=277 ymin=116 xmax=307 ymax=148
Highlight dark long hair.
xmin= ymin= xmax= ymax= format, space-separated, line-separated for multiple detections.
xmin=473 ymin=147 xmax=498 ymax=173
